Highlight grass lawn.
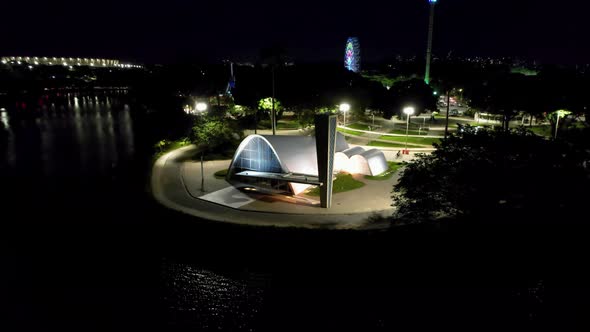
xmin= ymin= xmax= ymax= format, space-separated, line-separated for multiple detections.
xmin=389 ymin=129 xmax=428 ymax=136
xmin=337 ymin=127 xmax=364 ymax=136
xmin=367 ymin=141 xmax=408 ymax=148
xmin=214 ymin=168 xmax=228 ymax=179
xmin=530 ymin=125 xmax=552 ymax=137
xmin=378 ymin=135 xmax=441 ymax=145
xmin=277 ymin=121 xmax=299 ymax=130
xmin=392 ymin=122 xmax=422 ymax=129
xmin=572 ymin=121 xmax=588 ymax=129
xmin=306 ymin=173 xmax=365 ymax=196
xmin=153 ymin=138 xmax=191 ymax=161
xmin=364 ymin=162 xmax=403 ymax=181
xmin=348 ymin=123 xmax=371 ymax=130
xmin=166 ymin=140 xmax=190 ymax=151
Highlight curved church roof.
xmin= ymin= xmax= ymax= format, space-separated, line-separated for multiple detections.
xmin=263 ymin=134 xmax=348 ymax=175
xmin=350 ymin=149 xmax=389 ymax=176
xmin=340 ymin=146 xmax=365 ymax=158
xmin=227 ymin=133 xmax=388 ymax=195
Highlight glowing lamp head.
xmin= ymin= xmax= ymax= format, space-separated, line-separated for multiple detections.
xmin=339 ymin=103 xmax=351 ymax=112
xmin=429 ymin=0 xmax=437 ymax=3
xmin=403 ymin=107 xmax=415 ymax=116
xmin=195 ymin=102 xmax=207 ymax=112
xmin=555 ymin=109 xmax=571 ymax=118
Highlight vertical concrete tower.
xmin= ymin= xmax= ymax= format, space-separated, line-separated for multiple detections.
xmin=314 ymin=113 xmax=337 ymax=208
xmin=424 ymin=0 xmax=437 ymax=85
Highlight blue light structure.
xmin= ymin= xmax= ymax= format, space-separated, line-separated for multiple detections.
xmin=344 ymin=37 xmax=361 ymax=73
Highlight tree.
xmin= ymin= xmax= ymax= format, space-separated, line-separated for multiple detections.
xmin=189 ymin=116 xmax=243 ymax=155
xmin=361 ymin=73 xmax=398 ymax=89
xmin=469 ymin=74 xmax=532 ymax=131
xmin=293 ymin=107 xmax=318 ymax=129
xmin=547 ymin=109 xmax=572 ymax=138
xmin=260 ymin=44 xmax=289 ymax=134
xmin=393 ymin=126 xmax=590 ymax=225
xmin=258 ymin=97 xmax=283 ymax=124
xmin=381 ymin=79 xmax=437 ymax=120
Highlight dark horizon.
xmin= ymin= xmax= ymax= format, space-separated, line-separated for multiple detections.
xmin=2 ymin=0 xmax=589 ymax=65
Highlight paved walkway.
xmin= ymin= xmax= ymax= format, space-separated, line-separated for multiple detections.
xmin=151 ymin=145 xmax=408 ymax=229
xmin=243 ymin=128 xmax=312 ymax=136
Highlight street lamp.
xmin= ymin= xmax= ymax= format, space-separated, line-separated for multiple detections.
xmin=195 ymin=102 xmax=207 ymax=113
xmin=194 ymin=101 xmax=208 ymax=192
xmin=339 ymin=103 xmax=351 ymax=127
xmin=554 ymin=109 xmax=571 ymax=139
xmin=403 ymin=106 xmax=415 ymax=151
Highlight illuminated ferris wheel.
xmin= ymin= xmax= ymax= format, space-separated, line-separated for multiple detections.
xmin=344 ymin=37 xmax=360 ymax=73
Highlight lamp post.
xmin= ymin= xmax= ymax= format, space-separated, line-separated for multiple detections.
xmin=424 ymin=0 xmax=437 ymax=85
xmin=339 ymin=103 xmax=351 ymax=127
xmin=554 ymin=109 xmax=570 ymax=140
xmin=444 ymin=89 xmax=450 ymax=139
xmin=271 ymin=66 xmax=276 ymax=135
xmin=195 ymin=102 xmax=208 ymax=192
xmin=403 ymin=107 xmax=415 ymax=151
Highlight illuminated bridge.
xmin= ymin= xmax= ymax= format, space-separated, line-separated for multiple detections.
xmin=1 ymin=56 xmax=142 ymax=68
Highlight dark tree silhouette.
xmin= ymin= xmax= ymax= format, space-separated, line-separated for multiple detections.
xmin=393 ymin=126 xmax=590 ymax=224
xmin=381 ymin=79 xmax=437 ymax=120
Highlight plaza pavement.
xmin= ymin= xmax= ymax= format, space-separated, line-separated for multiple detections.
xmin=151 ymin=145 xmax=423 ymax=229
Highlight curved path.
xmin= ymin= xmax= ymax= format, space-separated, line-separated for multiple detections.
xmin=151 ymin=146 xmax=399 ymax=229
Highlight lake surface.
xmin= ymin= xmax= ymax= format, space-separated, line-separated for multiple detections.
xmin=1 ymin=92 xmax=586 ymax=331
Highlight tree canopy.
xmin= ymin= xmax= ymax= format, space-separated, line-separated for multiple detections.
xmin=393 ymin=126 xmax=590 ymax=225
xmin=189 ymin=115 xmax=243 ymax=155
xmin=381 ymin=79 xmax=437 ymax=119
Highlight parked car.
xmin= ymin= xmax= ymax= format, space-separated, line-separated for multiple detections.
xmin=449 ymin=109 xmax=459 ymax=116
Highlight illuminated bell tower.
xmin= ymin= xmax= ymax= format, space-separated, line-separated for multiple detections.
xmin=424 ymin=0 xmax=437 ymax=85
xmin=315 ymin=113 xmax=337 ymax=208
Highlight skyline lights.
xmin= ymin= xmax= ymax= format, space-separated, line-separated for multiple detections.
xmin=0 ymin=56 xmax=142 ymax=68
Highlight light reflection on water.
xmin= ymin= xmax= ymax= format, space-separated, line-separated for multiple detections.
xmin=1 ymin=111 xmax=8 ymax=128
xmin=0 ymin=92 xmax=135 ymax=175
xmin=163 ymin=262 xmax=265 ymax=331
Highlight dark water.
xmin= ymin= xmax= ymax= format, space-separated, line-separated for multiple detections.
xmin=1 ymin=93 xmax=588 ymax=331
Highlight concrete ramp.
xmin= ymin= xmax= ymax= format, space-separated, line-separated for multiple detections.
xmin=199 ymin=186 xmax=255 ymax=209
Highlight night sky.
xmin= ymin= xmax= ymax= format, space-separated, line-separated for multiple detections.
xmin=2 ymin=0 xmax=589 ymax=64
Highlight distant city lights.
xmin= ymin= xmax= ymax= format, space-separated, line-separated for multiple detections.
xmin=0 ymin=56 xmax=142 ymax=69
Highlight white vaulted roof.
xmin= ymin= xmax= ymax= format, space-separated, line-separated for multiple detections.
xmin=261 ymin=133 xmax=349 ymax=176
